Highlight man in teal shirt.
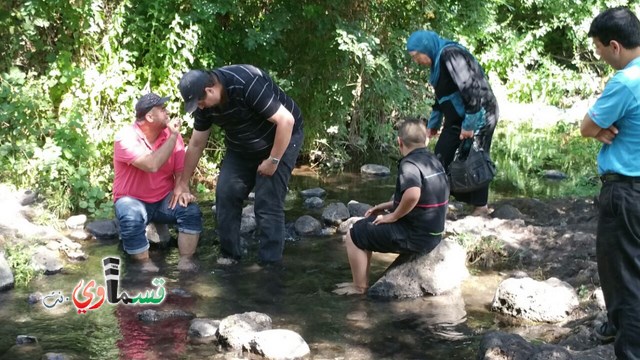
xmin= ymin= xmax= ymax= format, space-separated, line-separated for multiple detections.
xmin=581 ymin=7 xmax=640 ymax=359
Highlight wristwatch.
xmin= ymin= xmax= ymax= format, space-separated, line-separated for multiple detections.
xmin=269 ymin=156 xmax=280 ymax=165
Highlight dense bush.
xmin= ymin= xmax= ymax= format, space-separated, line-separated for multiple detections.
xmin=0 ymin=0 xmax=627 ymax=217
xmin=491 ymin=120 xmax=601 ymax=198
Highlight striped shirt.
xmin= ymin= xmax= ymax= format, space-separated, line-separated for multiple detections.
xmin=193 ymin=64 xmax=303 ymax=156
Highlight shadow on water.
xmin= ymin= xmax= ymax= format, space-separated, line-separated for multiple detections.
xmin=2 ymin=156 xmax=558 ymax=359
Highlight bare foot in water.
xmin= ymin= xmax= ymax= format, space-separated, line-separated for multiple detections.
xmin=334 ymin=282 xmax=353 ymax=288
xmin=137 ymin=260 xmax=160 ymax=273
xmin=332 ymin=283 xmax=367 ymax=295
xmin=470 ymin=206 xmax=491 ymax=217
xmin=177 ymin=257 xmax=199 ymax=272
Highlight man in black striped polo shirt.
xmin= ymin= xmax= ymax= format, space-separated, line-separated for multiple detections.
xmin=171 ymin=65 xmax=303 ymax=266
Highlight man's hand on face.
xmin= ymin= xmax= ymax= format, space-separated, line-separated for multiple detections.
xmin=257 ymin=159 xmax=278 ymax=177
xmin=167 ymin=118 xmax=181 ymax=135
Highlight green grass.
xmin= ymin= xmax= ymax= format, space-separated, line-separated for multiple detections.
xmin=490 ymin=119 xmax=601 ymax=199
xmin=4 ymin=243 xmax=38 ymax=288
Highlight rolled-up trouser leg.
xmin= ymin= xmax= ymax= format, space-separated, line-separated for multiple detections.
xmin=115 ymin=196 xmax=150 ymax=255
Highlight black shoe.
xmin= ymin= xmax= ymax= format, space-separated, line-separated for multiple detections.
xmin=594 ymin=321 xmax=616 ymax=343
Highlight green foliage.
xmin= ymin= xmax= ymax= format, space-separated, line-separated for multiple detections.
xmin=452 ymin=232 xmax=477 ymax=250
xmin=452 ymin=232 xmax=508 ymax=268
xmin=577 ymin=284 xmax=590 ymax=300
xmin=491 ymin=120 xmax=601 ymax=198
xmin=196 ymin=182 xmax=210 ymax=194
xmin=4 ymin=244 xmax=37 ymax=288
xmin=469 ymin=235 xmax=508 ymax=269
xmin=1 ymin=67 xmax=112 ymax=219
xmin=0 ymin=0 xmax=623 ymax=215
xmin=308 ymin=125 xmax=352 ymax=172
xmin=0 ymin=0 xmax=201 ymax=218
xmin=469 ymin=0 xmax=632 ymax=105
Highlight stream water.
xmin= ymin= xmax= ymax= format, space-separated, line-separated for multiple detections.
xmin=0 ymin=156 xmax=591 ymax=360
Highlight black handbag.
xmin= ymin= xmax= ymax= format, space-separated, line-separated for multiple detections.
xmin=448 ymin=138 xmax=496 ymax=193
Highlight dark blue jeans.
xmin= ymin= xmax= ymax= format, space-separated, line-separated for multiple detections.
xmin=115 ymin=193 xmax=202 ymax=255
xmin=216 ymin=130 xmax=303 ymax=262
xmin=597 ymin=180 xmax=640 ymax=359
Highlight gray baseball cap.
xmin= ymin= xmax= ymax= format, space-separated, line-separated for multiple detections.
xmin=135 ymin=93 xmax=170 ymax=118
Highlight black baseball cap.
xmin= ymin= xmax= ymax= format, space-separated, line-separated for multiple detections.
xmin=178 ymin=70 xmax=210 ymax=114
xmin=135 ymin=93 xmax=169 ymax=118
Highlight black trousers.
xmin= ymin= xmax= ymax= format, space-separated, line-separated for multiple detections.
xmin=597 ymin=180 xmax=640 ymax=359
xmin=215 ymin=129 xmax=303 ymax=263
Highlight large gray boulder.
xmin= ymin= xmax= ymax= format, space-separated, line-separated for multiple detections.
xmin=491 ymin=204 xmax=525 ymax=220
xmin=477 ymin=331 xmax=614 ymax=360
xmin=347 ymin=200 xmax=371 ymax=217
xmin=303 ymin=197 xmax=324 ymax=209
xmin=542 ymin=169 xmax=568 ymax=180
xmin=300 ymin=188 xmax=326 ymax=198
xmin=368 ymin=239 xmax=469 ymax=299
xmin=360 ymin=164 xmax=390 ymax=176
xmin=0 ymin=252 xmax=14 ymax=291
xmin=249 ymin=329 xmax=310 ymax=360
xmin=294 ymin=215 xmax=322 ymax=236
xmin=85 ymin=220 xmax=119 ymax=241
xmin=16 ymin=189 xmax=37 ymax=206
xmin=188 ymin=318 xmax=220 ymax=344
xmin=322 ymin=202 xmax=350 ymax=225
xmin=31 ymin=246 xmax=63 ymax=275
xmin=478 ymin=331 xmax=572 ymax=360
xmin=65 ymin=215 xmax=87 ymax=230
xmin=216 ymin=312 xmax=272 ymax=350
xmin=491 ymin=277 xmax=579 ymax=322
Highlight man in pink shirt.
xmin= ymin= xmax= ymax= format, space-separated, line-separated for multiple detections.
xmin=114 ymin=93 xmax=202 ymax=272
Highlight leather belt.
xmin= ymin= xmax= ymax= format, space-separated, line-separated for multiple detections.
xmin=600 ymin=173 xmax=640 ymax=183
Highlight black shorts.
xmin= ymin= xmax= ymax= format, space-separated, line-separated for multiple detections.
xmin=349 ymin=216 xmax=441 ymax=254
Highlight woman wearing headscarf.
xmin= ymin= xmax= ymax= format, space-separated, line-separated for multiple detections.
xmin=407 ymin=30 xmax=499 ymax=216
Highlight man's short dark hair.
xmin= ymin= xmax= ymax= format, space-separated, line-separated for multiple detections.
xmin=588 ymin=7 xmax=640 ymax=49
xmin=398 ymin=117 xmax=427 ymax=147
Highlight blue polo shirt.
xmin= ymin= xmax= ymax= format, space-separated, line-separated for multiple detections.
xmin=588 ymin=56 xmax=640 ymax=176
